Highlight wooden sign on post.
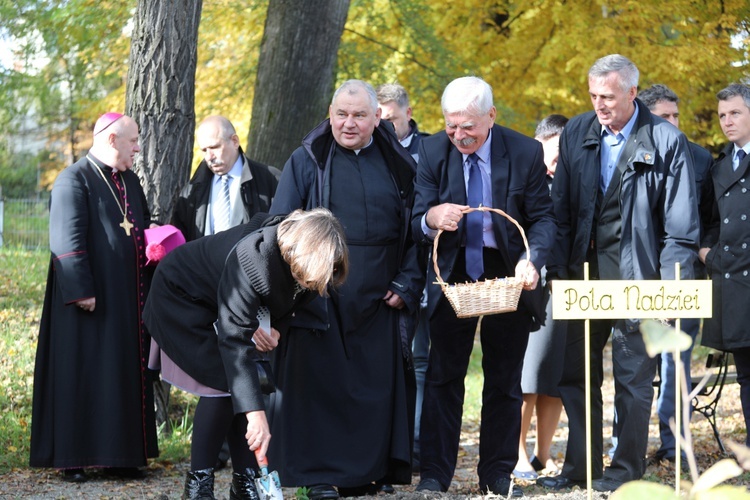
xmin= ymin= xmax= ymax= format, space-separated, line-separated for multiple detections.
xmin=551 ymin=272 xmax=712 ymax=498
xmin=552 ymin=280 xmax=712 ymax=320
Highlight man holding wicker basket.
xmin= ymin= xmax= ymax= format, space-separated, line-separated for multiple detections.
xmin=411 ymin=76 xmax=557 ymax=498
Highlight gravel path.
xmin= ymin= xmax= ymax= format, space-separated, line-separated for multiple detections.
xmin=3 ymin=344 xmax=744 ymax=499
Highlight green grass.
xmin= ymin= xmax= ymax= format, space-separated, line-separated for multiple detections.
xmin=0 ymin=246 xmax=200 ymax=472
xmin=0 ymin=246 xmax=47 ymax=470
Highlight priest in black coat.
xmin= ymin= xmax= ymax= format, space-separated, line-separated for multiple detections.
xmin=268 ymin=80 xmax=423 ymax=498
xmin=30 ymin=113 xmax=158 ymax=482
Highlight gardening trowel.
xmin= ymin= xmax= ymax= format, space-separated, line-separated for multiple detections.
xmin=254 ymin=450 xmax=283 ymax=500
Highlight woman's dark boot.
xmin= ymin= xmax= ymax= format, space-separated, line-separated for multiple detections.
xmin=229 ymin=468 xmax=260 ymax=500
xmin=182 ymin=468 xmax=215 ymax=499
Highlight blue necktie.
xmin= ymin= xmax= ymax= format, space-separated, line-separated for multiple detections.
xmin=736 ymin=149 xmax=747 ymax=171
xmin=465 ymin=153 xmax=484 ymax=280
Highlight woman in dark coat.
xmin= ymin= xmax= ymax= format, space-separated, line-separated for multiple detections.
xmin=143 ymin=208 xmax=348 ymax=499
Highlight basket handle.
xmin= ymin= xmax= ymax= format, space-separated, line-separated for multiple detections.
xmin=432 ymin=206 xmax=531 ymax=284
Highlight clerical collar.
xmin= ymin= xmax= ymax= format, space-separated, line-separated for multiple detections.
xmin=86 ymin=153 xmax=114 ymax=172
xmin=353 ymin=137 xmax=374 ymax=155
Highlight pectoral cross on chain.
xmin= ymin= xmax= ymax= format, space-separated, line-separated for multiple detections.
xmin=120 ymin=215 xmax=134 ymax=236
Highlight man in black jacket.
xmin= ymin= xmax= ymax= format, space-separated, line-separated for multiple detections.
xmin=539 ymin=55 xmax=699 ymax=493
xmin=171 ymin=115 xmax=280 ymax=241
xmin=700 ymin=83 xmax=750 ymax=450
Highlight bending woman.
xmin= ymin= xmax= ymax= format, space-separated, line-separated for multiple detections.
xmin=144 ymin=208 xmax=348 ymax=499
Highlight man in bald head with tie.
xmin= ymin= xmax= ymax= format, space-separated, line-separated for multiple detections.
xmin=171 ymin=116 xmax=279 ymax=241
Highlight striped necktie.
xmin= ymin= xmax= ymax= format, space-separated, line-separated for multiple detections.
xmin=214 ymin=175 xmax=232 ymax=233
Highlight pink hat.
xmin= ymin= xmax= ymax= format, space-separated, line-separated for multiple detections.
xmin=144 ymin=225 xmax=186 ymax=265
xmin=93 ymin=112 xmax=124 ymax=136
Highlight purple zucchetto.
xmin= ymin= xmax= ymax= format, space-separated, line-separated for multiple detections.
xmin=93 ymin=112 xmax=124 ymax=136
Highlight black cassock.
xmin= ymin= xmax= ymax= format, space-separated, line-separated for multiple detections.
xmin=30 ymin=154 xmax=158 ymax=469
xmin=268 ymin=143 xmax=413 ymax=487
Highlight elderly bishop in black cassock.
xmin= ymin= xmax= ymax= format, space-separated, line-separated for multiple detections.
xmin=29 ymin=112 xmax=158 ymax=482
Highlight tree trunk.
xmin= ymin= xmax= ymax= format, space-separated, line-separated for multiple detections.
xmin=125 ymin=1 xmax=203 ymax=428
xmin=125 ymin=1 xmax=203 ymax=223
xmin=248 ymin=0 xmax=350 ymax=170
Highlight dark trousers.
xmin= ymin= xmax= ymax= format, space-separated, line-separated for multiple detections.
xmin=559 ymin=319 xmax=656 ymax=482
xmin=732 ymin=346 xmax=750 ymax=447
xmin=412 ymin=286 xmax=430 ymax=464
xmin=420 ymin=249 xmax=531 ymax=490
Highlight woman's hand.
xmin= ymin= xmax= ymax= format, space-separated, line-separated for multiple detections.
xmin=252 ymin=327 xmax=280 ymax=352
xmin=245 ymin=410 xmax=271 ymax=457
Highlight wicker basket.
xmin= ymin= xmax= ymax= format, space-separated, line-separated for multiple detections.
xmin=433 ymin=206 xmax=529 ymax=318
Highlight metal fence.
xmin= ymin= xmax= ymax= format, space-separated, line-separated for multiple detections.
xmin=0 ymin=196 xmax=50 ymax=249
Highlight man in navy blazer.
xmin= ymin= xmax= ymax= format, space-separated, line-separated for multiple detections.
xmin=411 ymin=76 xmax=556 ymax=497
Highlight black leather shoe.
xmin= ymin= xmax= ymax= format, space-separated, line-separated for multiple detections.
xmin=183 ymin=468 xmax=215 ymax=499
xmin=229 ymin=468 xmax=260 ymax=500
xmin=307 ymin=484 xmax=340 ymax=500
xmin=62 ymin=468 xmax=87 ymax=483
xmin=415 ymin=478 xmax=444 ymax=492
xmin=487 ymin=477 xmax=523 ymax=497
xmin=536 ymin=475 xmax=585 ymax=490
xmin=592 ymin=477 xmax=624 ymax=492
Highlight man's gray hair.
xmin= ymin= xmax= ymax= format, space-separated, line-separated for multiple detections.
xmin=331 ymin=80 xmax=379 ymax=113
xmin=717 ymin=83 xmax=750 ymax=109
xmin=638 ymin=84 xmax=679 ymax=110
xmin=441 ymin=76 xmax=494 ymax=116
xmin=376 ymin=83 xmax=410 ymax=109
xmin=589 ymin=54 xmax=639 ymax=92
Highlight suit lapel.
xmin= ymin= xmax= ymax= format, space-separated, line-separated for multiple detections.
xmin=714 ymin=145 xmax=745 ymax=197
xmin=489 ymin=126 xmax=512 ymax=268
xmin=733 ymin=149 xmax=750 ymax=179
xmin=448 ymin=146 xmax=466 ymax=205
